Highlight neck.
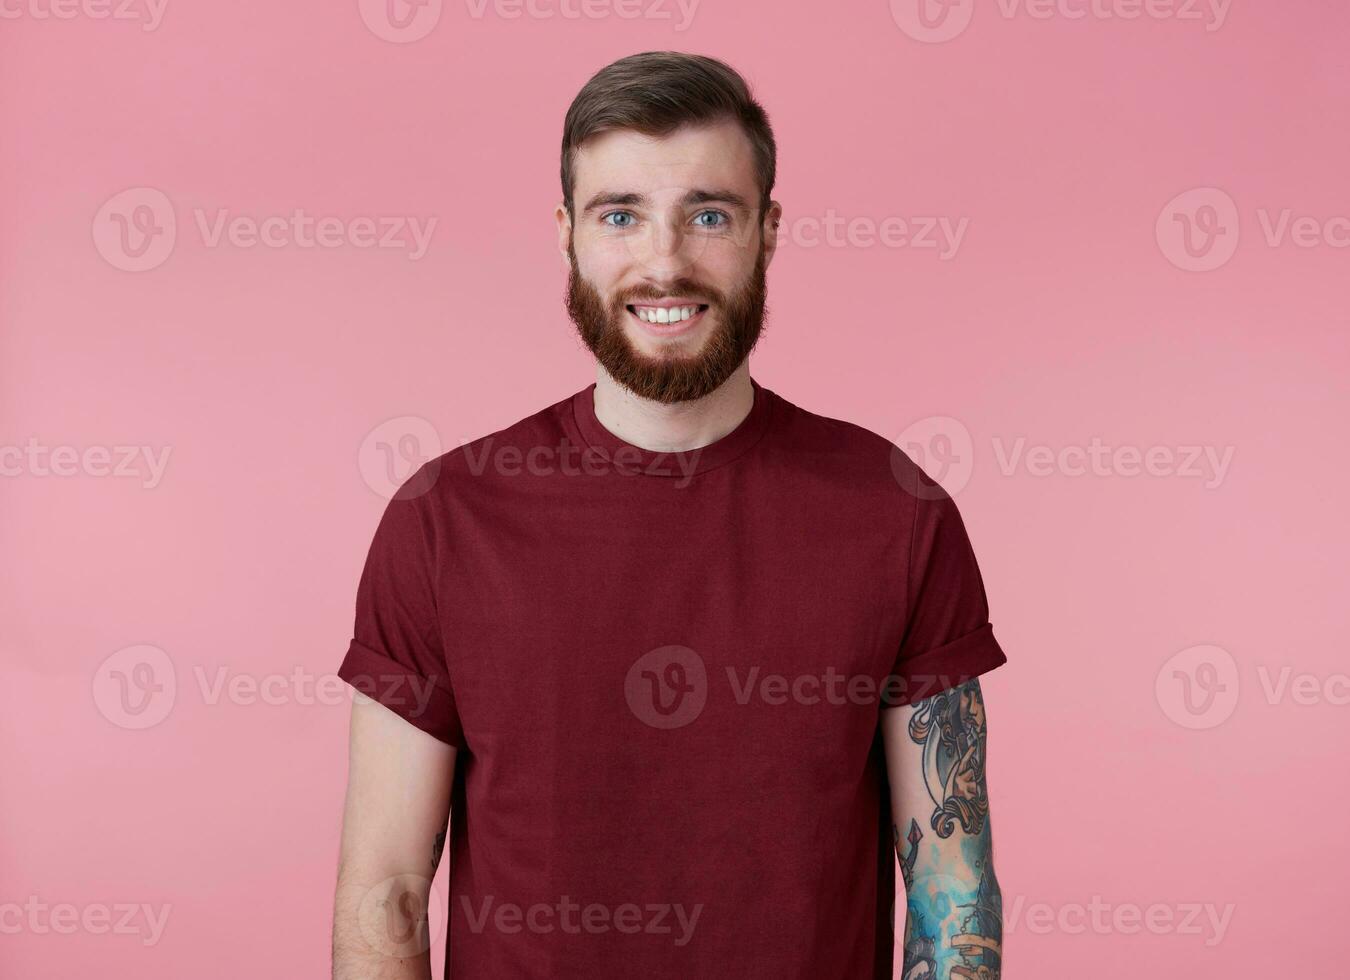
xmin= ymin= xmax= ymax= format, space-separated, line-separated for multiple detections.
xmin=591 ymin=363 xmax=755 ymax=453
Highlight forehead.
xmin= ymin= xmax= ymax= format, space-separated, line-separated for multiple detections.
xmin=571 ymin=119 xmax=758 ymax=201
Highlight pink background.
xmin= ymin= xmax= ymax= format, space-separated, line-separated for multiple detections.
xmin=2 ymin=1 xmax=1347 ymax=976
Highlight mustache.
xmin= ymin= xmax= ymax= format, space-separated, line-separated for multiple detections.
xmin=615 ymin=283 xmax=723 ymax=307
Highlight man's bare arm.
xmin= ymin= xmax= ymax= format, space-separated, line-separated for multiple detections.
xmin=883 ymin=678 xmax=1003 ymax=979
xmin=332 ymin=697 xmax=456 ymax=979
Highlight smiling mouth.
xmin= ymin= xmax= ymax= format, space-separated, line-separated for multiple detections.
xmin=625 ymin=303 xmax=710 ymax=330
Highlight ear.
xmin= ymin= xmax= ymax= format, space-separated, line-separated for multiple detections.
xmin=555 ymin=203 xmax=574 ymax=273
xmin=762 ymin=199 xmax=783 ymax=268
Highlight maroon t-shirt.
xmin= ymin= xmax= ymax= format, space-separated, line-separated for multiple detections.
xmin=338 ymin=378 xmax=1007 ymax=978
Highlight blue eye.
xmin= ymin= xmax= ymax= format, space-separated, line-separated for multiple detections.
xmin=694 ymin=210 xmax=728 ymax=228
xmin=602 ymin=211 xmax=636 ymax=228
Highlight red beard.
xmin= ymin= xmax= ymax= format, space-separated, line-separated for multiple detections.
xmin=565 ymin=240 xmax=768 ymax=404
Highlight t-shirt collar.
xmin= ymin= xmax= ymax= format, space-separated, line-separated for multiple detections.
xmin=568 ymin=377 xmax=774 ymax=478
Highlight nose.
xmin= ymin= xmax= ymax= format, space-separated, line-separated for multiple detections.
xmin=626 ymin=208 xmax=707 ymax=280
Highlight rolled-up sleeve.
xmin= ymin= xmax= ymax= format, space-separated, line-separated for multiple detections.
xmin=883 ymin=476 xmax=1007 ymax=707
xmin=337 ymin=473 xmax=463 ymax=746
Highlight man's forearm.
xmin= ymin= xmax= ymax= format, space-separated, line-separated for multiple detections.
xmin=900 ymin=825 xmax=1003 ymax=979
xmin=333 ymin=701 xmax=454 ymax=980
xmin=892 ymin=678 xmax=1004 ymax=979
xmin=332 ymin=872 xmax=434 ymax=980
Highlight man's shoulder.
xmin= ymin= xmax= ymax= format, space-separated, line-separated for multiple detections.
xmin=765 ymin=385 xmax=931 ymax=494
xmin=395 ymin=387 xmax=580 ymax=502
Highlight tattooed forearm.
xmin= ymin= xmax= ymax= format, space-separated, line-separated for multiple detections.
xmin=908 ymin=678 xmax=989 ymax=838
xmin=903 ymin=855 xmax=1002 ymax=980
xmin=897 ymin=678 xmax=1002 ymax=980
xmin=895 ymin=819 xmax=921 ymax=891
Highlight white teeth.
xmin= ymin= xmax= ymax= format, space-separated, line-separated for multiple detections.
xmin=634 ymin=305 xmax=700 ymax=324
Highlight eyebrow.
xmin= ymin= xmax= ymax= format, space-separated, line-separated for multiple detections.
xmin=580 ymin=188 xmax=752 ymax=217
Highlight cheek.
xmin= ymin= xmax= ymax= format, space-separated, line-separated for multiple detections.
xmin=699 ymin=244 xmax=756 ymax=293
xmin=573 ymin=238 xmax=629 ymax=288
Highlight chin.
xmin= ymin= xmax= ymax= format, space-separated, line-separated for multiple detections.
xmin=625 ymin=317 xmax=715 ymax=357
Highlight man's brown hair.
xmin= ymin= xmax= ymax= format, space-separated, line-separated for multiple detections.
xmin=560 ymin=51 xmax=777 ymax=220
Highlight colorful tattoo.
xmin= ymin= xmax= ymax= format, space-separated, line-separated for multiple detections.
xmin=896 ymin=819 xmax=922 ymax=891
xmin=898 ymin=679 xmax=1002 ymax=980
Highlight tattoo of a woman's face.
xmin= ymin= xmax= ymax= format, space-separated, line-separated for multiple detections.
xmin=908 ymin=679 xmax=990 ymax=838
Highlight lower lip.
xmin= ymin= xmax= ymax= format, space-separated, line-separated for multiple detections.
xmin=626 ymin=305 xmax=708 ymax=338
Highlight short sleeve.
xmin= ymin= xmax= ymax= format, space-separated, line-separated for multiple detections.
xmin=337 ymin=479 xmax=464 ymax=746
xmin=883 ymin=477 xmax=1007 ymax=708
